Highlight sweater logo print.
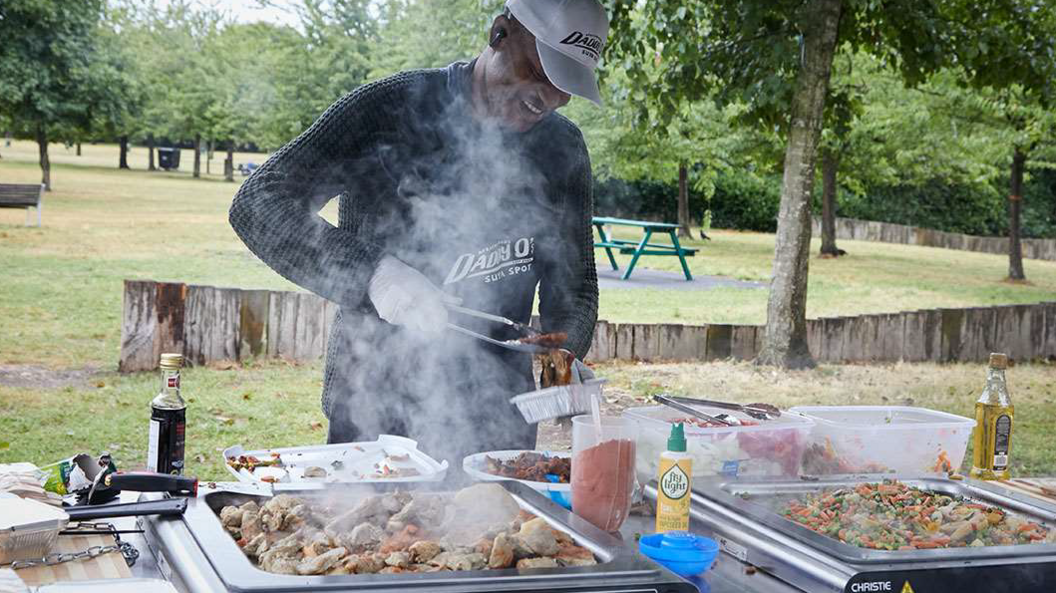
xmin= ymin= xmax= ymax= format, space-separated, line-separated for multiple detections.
xmin=443 ymin=237 xmax=535 ymax=285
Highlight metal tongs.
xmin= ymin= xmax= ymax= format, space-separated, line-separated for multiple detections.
xmin=654 ymin=395 xmax=735 ymax=426
xmin=445 ymin=305 xmax=548 ymax=354
xmin=664 ymin=395 xmax=782 ymax=420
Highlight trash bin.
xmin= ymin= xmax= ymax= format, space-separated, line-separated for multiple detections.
xmin=157 ymin=147 xmax=181 ymax=170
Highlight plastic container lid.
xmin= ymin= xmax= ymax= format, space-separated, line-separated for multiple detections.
xmin=638 ymin=531 xmax=719 ymax=577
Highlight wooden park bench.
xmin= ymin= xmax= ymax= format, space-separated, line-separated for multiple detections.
xmin=0 ymin=183 xmax=44 ymax=227
xmin=592 ymin=216 xmax=698 ymax=281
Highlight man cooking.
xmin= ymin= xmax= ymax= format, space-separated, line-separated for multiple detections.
xmin=229 ymin=0 xmax=605 ymax=464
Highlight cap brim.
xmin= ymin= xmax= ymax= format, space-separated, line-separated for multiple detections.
xmin=536 ymin=39 xmax=603 ymax=107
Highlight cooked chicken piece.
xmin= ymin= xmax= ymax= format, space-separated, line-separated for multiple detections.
xmin=381 ymin=491 xmax=413 ymax=514
xmin=264 ymin=494 xmax=301 ymax=514
xmin=297 ymin=547 xmax=347 ymax=575
xmin=220 ymin=505 xmax=245 ymax=528
xmin=517 ymin=523 xmax=559 ymax=557
xmin=261 ymin=508 xmax=285 ymax=532
xmin=241 ymin=510 xmax=263 ymax=541
xmin=444 ymin=552 xmax=486 ymax=572
xmin=352 ymin=553 xmax=385 ymax=574
xmin=408 ymin=540 xmax=442 ymax=563
xmin=507 ymin=534 xmax=535 ymax=560
xmin=379 ymin=566 xmax=406 ymax=574
xmin=261 ymin=555 xmax=300 ymax=575
xmin=554 ymin=543 xmax=596 ymax=567
xmin=340 ymin=522 xmax=385 ymax=551
xmin=285 ymin=504 xmax=312 ymax=530
xmin=263 ymin=533 xmax=303 ymax=558
xmin=488 ymin=533 xmax=515 ymax=569
xmin=516 ymin=557 xmax=559 ymax=570
xmin=325 ymin=496 xmax=383 ymax=534
xmin=326 ymin=556 xmax=356 ymax=575
xmin=427 ymin=551 xmax=453 ymax=567
xmin=473 ymin=538 xmax=493 ymax=556
xmin=304 ymin=531 xmax=334 ymax=556
xmin=411 ymin=563 xmax=444 ymax=572
xmin=384 ymin=551 xmax=411 ymax=568
xmin=303 ymin=466 xmax=327 ymax=478
xmin=239 ymin=501 xmax=260 ymax=514
xmin=380 ymin=524 xmax=424 ymax=553
xmin=242 ymin=533 xmax=268 ymax=558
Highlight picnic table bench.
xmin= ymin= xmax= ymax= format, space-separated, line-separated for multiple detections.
xmin=0 ymin=183 xmax=44 ymax=227
xmin=592 ymin=216 xmax=697 ymax=281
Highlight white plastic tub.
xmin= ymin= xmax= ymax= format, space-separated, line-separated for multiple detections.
xmin=623 ymin=405 xmax=814 ymax=482
xmin=790 ymin=406 xmax=976 ymax=475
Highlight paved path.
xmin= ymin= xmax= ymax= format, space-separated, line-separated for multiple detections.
xmin=597 ymin=267 xmax=766 ymax=291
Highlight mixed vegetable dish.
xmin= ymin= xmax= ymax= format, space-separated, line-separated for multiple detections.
xmin=781 ymin=480 xmax=1056 ymax=550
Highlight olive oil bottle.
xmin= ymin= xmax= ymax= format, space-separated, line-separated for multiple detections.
xmin=970 ymin=353 xmax=1014 ymax=480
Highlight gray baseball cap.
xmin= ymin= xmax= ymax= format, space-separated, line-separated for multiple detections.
xmin=505 ymin=0 xmax=608 ymax=106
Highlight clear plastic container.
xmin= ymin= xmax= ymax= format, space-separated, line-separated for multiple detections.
xmin=623 ymin=405 xmax=814 ymax=483
xmin=790 ymin=406 xmax=976 ymax=475
xmin=571 ymin=415 xmax=638 ymax=532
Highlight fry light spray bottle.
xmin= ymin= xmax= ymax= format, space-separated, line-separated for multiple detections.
xmin=656 ymin=422 xmax=692 ymax=532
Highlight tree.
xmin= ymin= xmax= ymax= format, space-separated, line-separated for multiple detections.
xmin=0 ymin=0 xmax=121 ymax=189
xmin=607 ymin=0 xmax=1056 ymax=368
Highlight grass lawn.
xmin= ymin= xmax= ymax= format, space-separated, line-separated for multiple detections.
xmin=1 ymin=140 xmax=1054 ymax=480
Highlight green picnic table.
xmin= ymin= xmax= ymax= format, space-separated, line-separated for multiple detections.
xmin=592 ymin=216 xmax=698 ymax=281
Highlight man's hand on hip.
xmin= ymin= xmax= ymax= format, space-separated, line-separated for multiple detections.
xmin=368 ymin=255 xmax=460 ymax=333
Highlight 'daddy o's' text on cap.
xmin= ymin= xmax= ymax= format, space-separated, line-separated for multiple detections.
xmin=505 ymin=0 xmax=609 ymax=106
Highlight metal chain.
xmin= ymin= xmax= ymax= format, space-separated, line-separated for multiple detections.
xmin=5 ymin=522 xmax=139 ymax=570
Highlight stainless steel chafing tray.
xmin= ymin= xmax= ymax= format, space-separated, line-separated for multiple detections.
xmin=671 ymin=476 xmax=1056 ymax=593
xmin=140 ymin=481 xmax=697 ymax=593
xmin=701 ymin=476 xmax=1056 ymax=564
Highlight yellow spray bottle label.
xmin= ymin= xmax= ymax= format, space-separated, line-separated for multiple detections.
xmin=656 ymin=422 xmax=692 ymax=533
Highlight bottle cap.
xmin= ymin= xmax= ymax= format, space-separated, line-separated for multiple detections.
xmin=160 ymin=353 xmax=185 ymax=370
xmin=667 ymin=422 xmax=687 ymax=452
xmin=988 ymin=353 xmax=1008 ymax=370
xmin=638 ymin=531 xmax=719 ymax=577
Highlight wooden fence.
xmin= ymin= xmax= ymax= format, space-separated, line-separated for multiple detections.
xmin=810 ymin=216 xmax=1056 ymax=262
xmin=119 ymin=280 xmax=1056 ymax=371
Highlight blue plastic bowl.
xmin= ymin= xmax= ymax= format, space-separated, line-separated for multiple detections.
xmin=638 ymin=531 xmax=719 ymax=578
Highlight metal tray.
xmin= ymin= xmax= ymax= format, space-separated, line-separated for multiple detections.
xmin=696 ymin=476 xmax=1056 ymax=564
xmin=174 ymin=481 xmax=687 ymax=592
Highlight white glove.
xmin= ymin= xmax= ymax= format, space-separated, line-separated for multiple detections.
xmin=571 ymin=359 xmax=595 ymax=383
xmin=368 ymin=255 xmax=460 ymax=333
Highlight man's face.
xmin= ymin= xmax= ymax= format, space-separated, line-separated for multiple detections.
xmin=480 ymin=16 xmax=571 ymax=133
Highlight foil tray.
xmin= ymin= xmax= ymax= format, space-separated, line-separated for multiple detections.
xmin=698 ymin=476 xmax=1056 ymax=565
xmin=142 ymin=481 xmax=695 ymax=593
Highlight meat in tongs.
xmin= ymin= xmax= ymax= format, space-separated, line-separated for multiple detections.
xmin=445 ymin=305 xmax=566 ymax=354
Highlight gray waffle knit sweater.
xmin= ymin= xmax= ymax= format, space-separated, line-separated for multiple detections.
xmin=229 ymin=61 xmax=597 ymax=447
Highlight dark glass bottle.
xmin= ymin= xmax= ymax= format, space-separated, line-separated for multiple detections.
xmin=147 ymin=353 xmax=187 ymax=475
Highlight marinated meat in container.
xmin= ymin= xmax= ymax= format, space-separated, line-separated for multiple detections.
xmin=623 ymin=404 xmax=813 ymax=482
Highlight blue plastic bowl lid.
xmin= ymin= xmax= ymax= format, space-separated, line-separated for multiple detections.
xmin=639 ymin=531 xmax=719 ymax=563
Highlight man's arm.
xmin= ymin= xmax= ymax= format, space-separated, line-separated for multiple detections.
xmin=537 ymin=125 xmax=599 ymax=361
xmin=229 ymin=77 xmax=405 ymax=307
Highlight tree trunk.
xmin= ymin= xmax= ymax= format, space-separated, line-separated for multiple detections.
xmin=76 ymin=142 xmax=82 ymax=156
xmin=224 ymin=142 xmax=235 ymax=182
xmin=119 ymin=136 xmax=130 ymax=169
xmin=193 ymin=134 xmax=201 ymax=178
xmin=755 ymin=0 xmax=843 ymax=370
xmin=206 ymin=139 xmax=212 ymax=175
xmin=677 ymin=161 xmax=691 ymax=238
xmin=36 ymin=123 xmax=51 ymax=191
xmin=819 ymin=147 xmax=842 ymax=257
xmin=147 ymin=134 xmax=156 ymax=171
xmin=1008 ymin=147 xmax=1026 ymax=281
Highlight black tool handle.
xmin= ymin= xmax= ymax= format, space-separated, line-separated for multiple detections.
xmin=66 ymin=497 xmax=188 ymax=520
xmin=109 ymin=472 xmax=198 ymax=495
